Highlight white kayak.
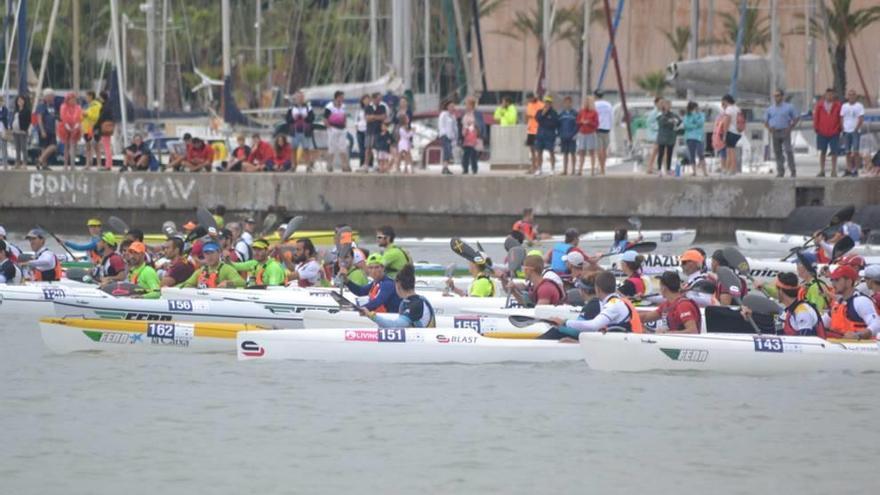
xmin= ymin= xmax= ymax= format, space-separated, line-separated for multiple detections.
xmin=301 ymin=309 xmax=551 ymax=337
xmin=0 ymin=284 xmax=112 ymax=316
xmin=53 ymin=297 xmax=317 ymax=328
xmin=735 ymin=230 xmax=878 ymax=255
xmin=398 ymin=229 xmax=697 ymax=250
xmin=236 ymin=328 xmax=581 ymax=363
xmin=39 ymin=318 xmax=262 ymax=354
xmin=579 ymin=332 xmax=880 ymax=373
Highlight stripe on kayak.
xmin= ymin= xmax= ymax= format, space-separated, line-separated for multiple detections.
xmin=41 ymin=318 xmax=264 ymax=339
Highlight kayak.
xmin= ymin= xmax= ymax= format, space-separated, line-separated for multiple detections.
xmin=39 ymin=318 xmax=263 ymax=354
xmin=53 ymin=297 xmax=317 ymax=328
xmin=578 ymin=332 xmax=880 ymax=373
xmin=142 ymin=230 xmax=347 ymax=246
xmin=735 ymin=230 xmax=878 ymax=255
xmin=0 ymin=284 xmax=112 ymax=317
xmin=236 ymin=328 xmax=581 ymax=363
xmin=397 ymin=229 xmax=697 ymax=251
xmin=301 ymin=309 xmax=550 ymax=338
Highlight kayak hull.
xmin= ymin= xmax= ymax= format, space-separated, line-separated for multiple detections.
xmin=735 ymin=229 xmax=878 ymax=255
xmin=0 ymin=285 xmax=112 ymax=317
xmin=579 ymin=332 xmax=880 ymax=373
xmin=397 ymin=229 xmax=697 ymax=250
xmin=237 ymin=328 xmax=581 ymax=363
xmin=143 ymin=230 xmax=348 ymax=247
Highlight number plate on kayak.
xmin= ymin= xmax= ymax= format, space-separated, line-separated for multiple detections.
xmin=453 ymin=316 xmax=482 ymax=333
xmin=167 ymin=300 xmax=193 ymax=312
xmin=753 ymin=336 xmax=783 ymax=353
xmin=377 ymin=328 xmax=406 ymax=343
xmin=42 ymin=288 xmax=66 ymax=300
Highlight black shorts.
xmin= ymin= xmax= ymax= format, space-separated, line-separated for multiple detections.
xmin=724 ymin=131 xmax=741 ymax=149
xmin=525 ymin=134 xmax=536 ymax=147
xmin=39 ymin=133 xmax=57 ymax=148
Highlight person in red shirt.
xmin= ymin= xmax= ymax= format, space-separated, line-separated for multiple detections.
xmin=183 ymin=138 xmax=214 ymax=172
xmin=226 ymin=135 xmax=251 ymax=172
xmin=813 ymin=88 xmax=842 ymax=177
xmin=267 ymin=135 xmax=293 ymax=172
xmin=169 ymin=133 xmax=193 ymax=171
xmin=505 ymin=254 xmax=564 ymax=306
xmin=639 ymin=271 xmax=702 ymax=333
xmin=576 ymin=96 xmax=600 ymax=176
xmin=242 ymin=133 xmax=274 ymax=172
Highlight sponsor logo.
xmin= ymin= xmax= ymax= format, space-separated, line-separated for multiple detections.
xmin=345 ymin=329 xmax=379 ymax=342
xmin=124 ymin=313 xmax=173 ymax=321
xmin=436 ymin=334 xmax=449 ymax=343
xmin=660 ymin=348 xmax=709 ymax=362
xmin=83 ymin=331 xmax=137 ymax=344
xmin=435 ymin=334 xmax=477 ymax=344
xmin=240 ymin=340 xmax=265 ymax=357
xmin=308 ymin=291 xmax=332 ymax=297
xmin=42 ymin=288 xmax=66 ymax=300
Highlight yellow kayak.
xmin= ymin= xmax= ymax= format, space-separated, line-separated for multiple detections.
xmin=143 ymin=230 xmax=353 ymax=246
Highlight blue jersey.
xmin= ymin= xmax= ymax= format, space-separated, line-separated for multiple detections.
xmin=346 ymin=276 xmax=402 ymax=313
xmin=558 ymin=109 xmax=578 ymax=140
xmin=373 ymin=294 xmax=436 ymax=328
xmin=610 ymin=240 xmax=629 ymax=255
xmin=549 ymin=242 xmax=573 ymax=273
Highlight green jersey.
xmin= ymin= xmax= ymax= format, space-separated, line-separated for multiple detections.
xmin=180 ymin=262 xmax=245 ymax=289
xmin=468 ymin=275 xmax=495 ymax=297
xmin=128 ymin=263 xmax=160 ymax=299
xmin=232 ymin=259 xmax=287 ymax=287
xmin=382 ymin=244 xmax=411 ymax=279
xmin=347 ymin=267 xmax=369 ymax=287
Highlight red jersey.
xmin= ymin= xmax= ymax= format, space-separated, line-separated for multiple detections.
xmin=274 ymin=143 xmax=293 ymax=162
xmin=187 ymin=144 xmax=215 ymax=163
xmin=659 ymin=296 xmax=702 ymax=331
xmin=576 ymin=109 xmax=599 ymax=134
xmin=248 ymin=141 xmax=275 ymax=164
xmin=813 ymin=100 xmax=842 ymax=137
xmin=512 ymin=220 xmax=536 ymax=241
xmin=529 ymin=278 xmax=563 ymax=305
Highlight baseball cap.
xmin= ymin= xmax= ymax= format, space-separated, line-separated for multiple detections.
xmin=366 ymin=253 xmax=384 ymax=266
xmin=864 ymin=265 xmax=880 ymax=282
xmin=182 ymin=220 xmax=198 ymax=231
xmin=838 ymin=254 xmax=865 ymax=270
xmin=101 ymin=232 xmax=118 ymax=246
xmin=244 ymin=217 xmax=256 ymax=224
xmin=527 ymin=249 xmax=543 ymax=257
xmin=278 ymin=223 xmax=288 ymax=232
xmin=87 ymin=218 xmax=103 ymax=227
xmin=202 ymin=242 xmax=221 ymax=253
xmin=0 ymin=225 xmax=6 ymax=236
xmin=657 ymin=270 xmax=682 ymax=292
xmin=352 ymin=249 xmax=366 ymax=265
xmin=252 ymin=239 xmax=270 ymax=250
xmin=795 ymin=251 xmax=817 ymax=274
xmin=621 ymin=250 xmax=639 ymax=263
xmin=127 ymin=241 xmax=146 ymax=254
xmin=829 ymin=265 xmax=858 ymax=281
xmin=190 ymin=241 xmax=204 ymax=258
xmin=543 ymin=95 xmax=553 ymax=102
xmin=25 ymin=228 xmax=46 ymax=239
xmin=680 ymin=249 xmax=704 ymax=265
xmin=562 ymin=251 xmax=586 ymax=267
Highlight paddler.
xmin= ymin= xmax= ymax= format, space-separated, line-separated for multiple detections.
xmin=609 ymin=227 xmax=643 ymax=255
xmin=446 ymin=254 xmax=495 ymax=297
xmin=179 ymin=241 xmax=245 ymax=289
xmin=227 ymin=222 xmax=252 ymax=262
xmin=617 ymin=251 xmax=647 ymax=298
xmin=547 ymin=270 xmax=644 ymax=337
xmin=232 ymin=238 xmax=287 ymax=287
xmin=512 ymin=208 xmax=537 ymax=242
xmin=62 ymin=218 xmax=104 ymax=264
xmin=823 ymin=266 xmax=880 ymax=340
xmin=211 ymin=205 xmax=226 ymax=229
xmin=638 ymin=271 xmax=702 ymax=334
xmin=376 ymin=226 xmax=412 ymax=279
xmin=359 ymin=264 xmax=436 ymax=328
xmin=559 ymin=251 xmax=588 ymax=291
xmin=504 ymin=255 xmax=564 ymax=306
xmin=679 ymin=249 xmax=715 ymax=307
xmin=546 ymin=228 xmax=583 ymax=276
xmin=160 ymin=237 xmax=195 ymax=287
xmin=745 ymin=272 xmax=825 ymax=338
xmin=345 ymin=248 xmax=370 ymax=286
xmin=0 ymin=240 xmax=23 ymax=284
xmin=0 ymin=226 xmax=22 ymax=261
xmin=343 ymin=253 xmax=401 ymax=313
xmin=283 ymin=238 xmax=322 ymax=287
xmin=710 ymin=249 xmax=748 ymax=305
xmin=863 ymin=265 xmax=880 ymax=310
xmin=125 ymin=242 xmax=160 ymax=298
xmin=94 ymin=232 xmax=126 ymax=287
xmin=23 ymin=228 xmax=61 ymax=282
xmin=536 ymin=273 xmax=602 ymax=340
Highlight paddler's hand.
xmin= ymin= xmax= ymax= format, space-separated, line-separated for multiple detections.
xmin=740 ymin=306 xmax=753 ymax=321
xmin=445 ymin=278 xmax=455 ymax=290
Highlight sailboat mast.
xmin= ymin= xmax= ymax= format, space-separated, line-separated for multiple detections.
xmin=110 ymin=0 xmax=128 ymax=145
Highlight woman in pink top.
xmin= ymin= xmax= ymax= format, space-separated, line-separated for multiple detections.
xmin=58 ymin=92 xmax=83 ymax=171
xmin=397 ymin=115 xmax=414 ymax=174
xmin=576 ymin=96 xmax=599 ymax=176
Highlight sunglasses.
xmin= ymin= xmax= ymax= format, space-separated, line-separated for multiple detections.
xmin=375 ymin=235 xmax=387 ymax=240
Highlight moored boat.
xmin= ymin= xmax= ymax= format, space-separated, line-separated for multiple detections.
xmin=735 ymin=229 xmax=878 ymax=255
xmin=396 ymin=229 xmax=697 ymax=251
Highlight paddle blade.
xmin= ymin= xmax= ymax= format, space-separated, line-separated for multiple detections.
xmin=830 ymin=205 xmax=855 ymax=226
xmin=107 ymin=216 xmax=129 ymax=234
xmin=508 ymin=315 xmax=540 ymax=328
xmin=503 ymin=235 xmax=521 ymax=252
xmin=627 ymin=216 xmax=642 ymax=230
xmin=162 ymin=221 xmax=178 ymax=238
xmin=830 ymin=236 xmax=854 ymax=262
xmin=450 ymin=237 xmax=480 ymax=262
xmin=743 ymin=293 xmax=783 ymax=316
xmin=64 ymin=267 xmax=89 ymax=282
xmin=282 ymin=216 xmax=305 ymax=241
xmin=716 ymin=267 xmax=744 ymax=302
xmin=689 ymin=279 xmax=718 ymax=295
xmin=337 ymin=226 xmax=353 ymax=259
xmin=260 ymin=213 xmax=279 ymax=235
xmin=476 ymin=241 xmax=485 ymax=253
xmin=196 ymin=207 xmax=217 ymax=230
xmin=628 ymin=241 xmax=657 ymax=254
xmin=329 ymin=291 xmax=355 ymax=309
xmin=722 ymin=247 xmax=750 ymax=275
xmin=507 ymin=246 xmax=527 ymax=273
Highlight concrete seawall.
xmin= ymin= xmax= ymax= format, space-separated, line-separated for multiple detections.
xmin=2 ymin=170 xmax=877 ymax=238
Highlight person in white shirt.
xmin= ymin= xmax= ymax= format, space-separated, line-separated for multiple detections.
xmin=840 ymin=89 xmax=865 ymax=177
xmin=594 ymin=91 xmax=613 ymax=175
xmin=548 ymin=271 xmax=643 ymax=337
xmin=355 ymin=95 xmax=369 ymax=167
xmin=240 ymin=218 xmax=256 ymax=246
xmin=720 ymin=94 xmax=741 ymax=175
xmin=324 ymin=90 xmax=350 ymax=172
xmin=284 ymin=238 xmax=322 ymax=287
xmin=438 ymin=100 xmax=458 ymax=175
xmin=24 ymin=228 xmax=60 ymax=281
xmin=0 ymin=240 xmax=22 ymax=284
xmin=0 ymin=226 xmax=22 ymax=260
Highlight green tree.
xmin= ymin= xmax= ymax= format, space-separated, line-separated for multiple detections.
xmin=635 ymin=70 xmax=669 ymax=97
xmin=662 ymin=26 xmax=691 ymax=62
xmin=718 ymin=0 xmax=770 ymax=54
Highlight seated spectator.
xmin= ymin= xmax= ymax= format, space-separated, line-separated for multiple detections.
xmin=168 ymin=133 xmax=192 ymax=170
xmin=267 ymin=134 xmax=292 ymax=172
xmin=180 ymin=138 xmax=214 ymax=172
xmin=242 ymin=133 xmax=274 ymax=172
xmin=226 ymin=134 xmax=251 ymax=172
xmin=123 ymin=134 xmax=151 ymax=171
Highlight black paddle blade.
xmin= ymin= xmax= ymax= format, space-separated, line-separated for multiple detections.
xmin=162 ymin=221 xmax=178 ymax=238
xmin=261 ymin=213 xmax=279 ymax=235
xmin=742 ymin=293 xmax=783 ymax=316
xmin=282 ymin=216 xmax=305 ymax=242
xmin=628 ymin=241 xmax=657 ymax=254
xmin=196 ymin=207 xmax=217 ymax=230
xmin=508 ymin=315 xmax=541 ymax=328
xmin=64 ymin=267 xmax=88 ymax=282
xmin=507 ymin=246 xmax=527 ymax=273
xmin=450 ymin=237 xmax=480 ymax=262
xmin=503 ymin=235 xmax=521 ymax=252
xmin=831 ymin=236 xmax=855 ymax=261
xmin=830 ymin=205 xmax=855 ymax=226
xmin=689 ymin=279 xmax=718 ymax=295
xmin=722 ymin=247 xmax=750 ymax=275
xmin=329 ymin=291 xmax=355 ymax=309
xmin=107 ymin=216 xmax=129 ymax=234
xmin=716 ymin=266 xmax=744 ymax=302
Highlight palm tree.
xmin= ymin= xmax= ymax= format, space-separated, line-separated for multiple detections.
xmin=794 ymin=0 xmax=880 ymax=96
xmin=662 ymin=26 xmax=691 ymax=62
xmin=635 ymin=70 xmax=669 ymax=97
xmin=495 ymin=0 xmax=580 ymax=57
xmin=718 ymin=0 xmax=770 ymax=54
xmin=558 ymin=0 xmax=607 ymax=91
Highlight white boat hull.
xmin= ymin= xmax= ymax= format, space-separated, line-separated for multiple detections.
xmin=301 ymin=309 xmax=550 ymax=337
xmin=735 ymin=229 xmax=878 ymax=255
xmin=0 ymin=285 xmax=112 ymax=317
xmin=397 ymin=229 xmax=697 ymax=250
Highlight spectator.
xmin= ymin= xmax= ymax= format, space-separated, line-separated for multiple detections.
xmin=324 ymin=90 xmax=349 ymax=172
xmin=286 ymin=90 xmax=316 ymax=172
xmin=720 ymin=93 xmax=742 ymax=175
xmin=355 ymin=94 xmax=370 ymax=167
xmin=438 ymin=100 xmax=457 ymax=175
xmin=594 ymin=90 xmax=613 ymax=175
xmin=813 ymin=88 xmax=841 ymax=177
xmin=389 ymin=96 xmax=412 ymax=171
xmin=840 ymin=89 xmax=865 ymax=177
xmin=397 ymin=115 xmax=414 ymax=174
xmin=655 ymin=99 xmax=681 ymax=176
xmin=558 ymin=96 xmax=578 ymax=176
xmin=226 ymin=135 xmax=251 ymax=171
xmin=58 ymin=92 xmax=82 ymax=171
xmin=267 ymin=134 xmax=292 ymax=172
xmin=533 ymin=95 xmax=559 ymax=176
xmin=242 ymin=133 xmax=274 ymax=172
xmin=493 ymin=96 xmax=517 ymax=126
xmin=11 ymin=95 xmax=30 ymax=169
xmin=764 ymin=90 xmax=799 ymax=177
xmin=81 ymin=91 xmax=102 ymax=170
xmin=123 ymin=134 xmax=151 ymax=171
xmin=576 ymin=96 xmax=599 ymax=176
xmin=94 ymin=91 xmax=114 ymax=170
xmin=362 ymin=92 xmax=387 ymax=171
xmin=683 ymin=101 xmax=708 ymax=177
xmin=644 ymin=97 xmax=661 ymax=174
xmin=35 ymin=89 xmax=59 ymax=170
xmin=460 ymin=96 xmax=482 ymax=175
xmin=524 ymin=92 xmax=542 ymax=173
xmin=0 ymin=97 xmax=8 ymax=169
xmin=375 ymin=121 xmax=393 ymax=173
xmin=181 ymin=138 xmax=214 ymax=172
xmin=168 ymin=133 xmax=192 ymax=171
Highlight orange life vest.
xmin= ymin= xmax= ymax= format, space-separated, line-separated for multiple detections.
xmin=827 ymin=294 xmax=869 ymax=338
xmin=368 ymin=282 xmax=388 ymax=313
xmin=197 ymin=268 xmax=220 ymax=289
xmin=607 ymin=295 xmax=644 ymax=334
xmin=512 ymin=220 xmax=536 ymax=241
xmin=31 ymin=249 xmax=62 ymax=282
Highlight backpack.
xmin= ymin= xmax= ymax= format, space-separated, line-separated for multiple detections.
xmin=735 ymin=111 xmax=746 ymax=133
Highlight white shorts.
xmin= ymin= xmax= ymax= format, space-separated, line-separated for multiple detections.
xmin=327 ymin=127 xmax=348 ymax=154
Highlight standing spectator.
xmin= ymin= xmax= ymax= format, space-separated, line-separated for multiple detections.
xmin=764 ymin=90 xmax=799 ymax=177
xmin=533 ymin=95 xmax=559 ymax=176
xmin=226 ymin=135 xmax=251 ymax=171
xmin=493 ymin=96 xmax=517 ymax=126
xmin=683 ymin=101 xmax=708 ymax=177
xmin=397 ymin=115 xmax=414 ymax=174
xmin=644 ymin=97 xmax=661 ymax=174
xmin=460 ymin=97 xmax=480 ymax=175
xmin=576 ymin=96 xmax=599 ymax=176
xmin=355 ymin=94 xmax=369 ymax=167
xmin=94 ymin=91 xmax=114 ymax=170
xmin=655 ymin=99 xmax=681 ymax=176
xmin=267 ymin=135 xmax=292 ymax=171
xmin=286 ymin=90 xmax=315 ymax=172
xmin=375 ymin=121 xmax=393 ymax=173
xmin=123 ymin=134 xmax=151 ymax=171
xmin=362 ymin=92 xmax=387 ymax=172
xmin=181 ymin=138 xmax=214 ymax=172
xmin=81 ymin=91 xmax=102 ymax=170
xmin=711 ymin=111 xmax=726 ymax=172
xmin=242 ymin=133 xmax=274 ymax=172
xmin=594 ymin=90 xmax=613 ymax=175
xmin=11 ymin=95 xmax=30 ymax=169
xmin=840 ymin=89 xmax=865 ymax=177
xmin=0 ymin=96 xmax=9 ymax=169
xmin=813 ymin=88 xmax=841 ymax=177
xmin=524 ymin=92 xmax=542 ymax=174
xmin=557 ymin=96 xmax=578 ymax=176
xmin=438 ymin=100 xmax=457 ymax=175
xmin=390 ymin=97 xmax=412 ymax=171
xmin=58 ymin=92 xmax=83 ymax=171
xmin=35 ymin=89 xmax=59 ymax=170
xmin=720 ymin=94 xmax=742 ymax=175
xmin=324 ymin=90 xmax=349 ymax=172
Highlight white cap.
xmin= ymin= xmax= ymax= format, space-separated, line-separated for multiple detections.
xmin=562 ymin=251 xmax=585 ymax=267
xmin=0 ymin=225 xmax=5 ymax=236
xmin=278 ymin=223 xmax=288 ymax=231
xmin=865 ymin=265 xmax=880 ymax=282
xmin=44 ymin=88 xmax=54 ymax=95
xmin=352 ymin=249 xmax=366 ymax=265
xmin=621 ymin=250 xmax=639 ymax=262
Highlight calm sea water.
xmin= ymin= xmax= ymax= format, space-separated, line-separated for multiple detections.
xmin=2 ymin=240 xmax=877 ymax=494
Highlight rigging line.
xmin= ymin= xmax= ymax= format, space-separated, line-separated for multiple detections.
xmin=308 ymin=1 xmax=335 ymax=85
xmin=177 ymin=0 xmax=198 ymax=69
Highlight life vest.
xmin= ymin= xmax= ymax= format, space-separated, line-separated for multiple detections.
xmin=530 ymin=270 xmax=564 ymax=304
xmin=95 ymin=252 xmax=123 ymax=280
xmin=827 ymin=294 xmax=870 ymax=338
xmin=512 ymin=220 xmax=536 ymax=241
xmin=665 ymin=296 xmax=701 ymax=331
xmin=197 ymin=264 xmax=226 ymax=289
xmin=606 ymin=295 xmax=644 ymax=333
xmin=474 ymin=274 xmax=495 ymax=297
xmin=31 ymin=248 xmax=61 ymax=282
xmin=549 ymin=242 xmax=572 ymax=273
xmin=368 ymin=282 xmax=388 ymax=313
xmin=815 ymin=247 xmax=830 ymax=264
xmin=797 ymin=278 xmax=833 ymax=309
xmin=626 ymin=273 xmax=646 ymax=296
xmin=782 ymin=300 xmax=826 ymax=339
xmin=255 ymin=261 xmax=287 ymax=286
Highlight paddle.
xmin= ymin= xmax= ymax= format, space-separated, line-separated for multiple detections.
xmin=64 ymin=267 xmax=89 ymax=282
xmin=742 ymin=293 xmax=783 ymax=316
xmin=717 ymin=266 xmax=761 ymax=333
xmin=503 ymin=235 xmax=521 ymax=252
xmin=597 ymin=241 xmax=657 ymax=260
xmin=36 ymin=224 xmax=78 ymax=261
xmin=783 ymin=204 xmax=855 ymax=260
xmin=196 ymin=207 xmax=217 ymax=231
xmin=828 ymin=236 xmax=855 ymax=264
xmin=281 ymin=216 xmax=305 ymax=242
xmin=508 ymin=314 xmax=557 ymax=328
xmin=329 ymin=290 xmax=357 ymax=309
xmin=450 ymin=237 xmax=482 ymax=263
xmin=162 ymin=221 xmax=178 ymax=238
xmin=507 ymin=245 xmax=527 ymax=273
xmin=721 ymin=246 xmax=750 ymax=277
xmin=443 ymin=264 xmax=457 ymax=296
xmin=628 ymin=216 xmax=642 ymax=233
xmin=259 ymin=213 xmax=279 ymax=237
xmin=107 ymin=216 xmax=129 ymax=235
xmin=476 ymin=241 xmax=486 ymax=253
xmin=688 ymin=279 xmax=719 ymax=295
